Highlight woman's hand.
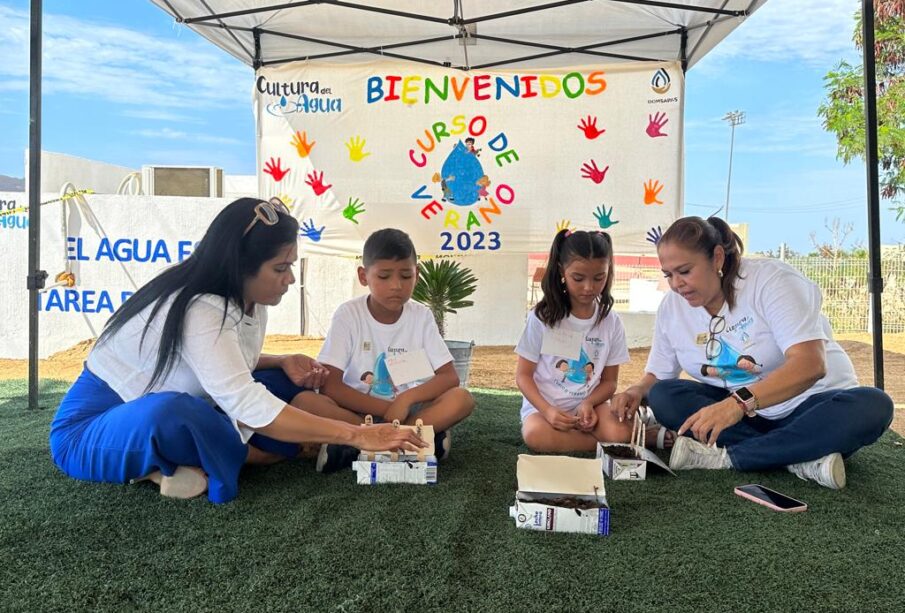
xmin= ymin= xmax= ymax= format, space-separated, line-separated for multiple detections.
xmin=577 ymin=400 xmax=598 ymax=432
xmin=541 ymin=405 xmax=580 ymax=432
xmin=610 ymin=387 xmax=643 ymax=422
xmin=679 ymin=398 xmax=743 ymax=446
xmin=354 ymin=423 xmax=428 ymax=452
xmin=280 ymin=354 xmax=329 ymax=389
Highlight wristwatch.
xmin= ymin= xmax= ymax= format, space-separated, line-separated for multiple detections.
xmin=731 ymin=386 xmax=758 ymax=418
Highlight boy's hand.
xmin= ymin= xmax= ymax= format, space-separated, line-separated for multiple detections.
xmin=384 ymin=397 xmax=412 ymax=423
xmin=354 ymin=423 xmax=427 ymax=453
xmin=541 ymin=405 xmax=580 ymax=432
xmin=280 ymin=354 xmax=328 ymax=389
xmin=577 ymin=401 xmax=597 ymax=432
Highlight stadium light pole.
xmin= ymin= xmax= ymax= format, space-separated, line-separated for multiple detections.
xmin=722 ymin=110 xmax=745 ymax=222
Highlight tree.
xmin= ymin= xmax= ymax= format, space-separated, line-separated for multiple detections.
xmin=818 ymin=1 xmax=905 ymax=221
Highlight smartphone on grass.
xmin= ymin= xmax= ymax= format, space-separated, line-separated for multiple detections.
xmin=734 ymin=484 xmax=808 ymax=512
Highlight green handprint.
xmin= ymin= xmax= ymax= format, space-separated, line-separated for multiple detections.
xmin=593 ymin=205 xmax=619 ymax=229
xmin=343 ymin=197 xmax=366 ymax=224
xmin=345 ymin=136 xmax=371 ymax=162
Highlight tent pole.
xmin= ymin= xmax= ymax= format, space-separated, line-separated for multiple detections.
xmin=27 ymin=0 xmax=46 ymax=410
xmin=861 ymin=0 xmax=884 ymax=389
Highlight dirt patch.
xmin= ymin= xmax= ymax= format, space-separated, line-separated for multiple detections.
xmin=3 ymin=334 xmax=903 ymax=434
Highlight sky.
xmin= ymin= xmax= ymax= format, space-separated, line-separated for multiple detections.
xmin=0 ymin=0 xmax=902 ymax=253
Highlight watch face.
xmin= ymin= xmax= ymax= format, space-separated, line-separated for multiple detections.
xmin=735 ymin=387 xmax=754 ymax=401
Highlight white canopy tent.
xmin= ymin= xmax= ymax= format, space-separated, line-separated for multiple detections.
xmin=24 ymin=0 xmax=890 ymax=405
xmin=148 ymin=1 xmax=766 ymax=71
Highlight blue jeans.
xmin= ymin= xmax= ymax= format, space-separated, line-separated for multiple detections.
xmin=648 ymin=379 xmax=893 ymax=471
xmin=50 ymin=366 xmax=307 ymax=504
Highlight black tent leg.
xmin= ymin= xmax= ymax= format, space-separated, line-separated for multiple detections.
xmin=861 ymin=0 xmax=884 ymax=389
xmin=27 ymin=0 xmax=45 ymax=410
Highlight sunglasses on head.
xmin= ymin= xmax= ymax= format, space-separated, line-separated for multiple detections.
xmin=243 ymin=197 xmax=291 ymax=236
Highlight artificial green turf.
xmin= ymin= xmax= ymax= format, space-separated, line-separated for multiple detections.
xmin=1 ymin=379 xmax=904 ymax=612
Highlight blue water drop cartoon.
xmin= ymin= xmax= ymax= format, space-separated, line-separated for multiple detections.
xmin=566 ymin=348 xmax=593 ymax=384
xmin=440 ymin=141 xmax=484 ymax=206
xmin=707 ymin=340 xmax=757 ymax=384
xmin=370 ymin=352 xmax=395 ymax=399
xmin=280 ymin=95 xmax=287 ymax=107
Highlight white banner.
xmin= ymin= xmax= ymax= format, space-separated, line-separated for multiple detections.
xmin=255 ymin=60 xmax=683 ymax=256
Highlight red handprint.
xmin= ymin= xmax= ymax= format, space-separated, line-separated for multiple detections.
xmin=305 ymin=170 xmax=333 ymax=196
xmin=646 ymin=112 xmax=669 ymax=138
xmin=580 ymin=160 xmax=610 ymax=184
xmin=577 ymin=115 xmax=605 ymax=140
xmin=263 ymin=157 xmax=290 ymax=182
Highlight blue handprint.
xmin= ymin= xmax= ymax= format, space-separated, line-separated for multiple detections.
xmin=300 ymin=219 xmax=325 ymax=242
xmin=645 ymin=225 xmax=663 ymax=245
xmin=593 ymin=205 xmax=619 ymax=229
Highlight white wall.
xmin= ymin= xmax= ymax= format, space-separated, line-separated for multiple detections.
xmin=0 ymin=192 xmax=656 ymax=358
xmin=28 ymin=151 xmax=137 ymax=195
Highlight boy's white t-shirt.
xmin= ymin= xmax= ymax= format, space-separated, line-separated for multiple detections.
xmin=317 ymin=295 xmax=453 ymax=400
xmin=645 ymin=258 xmax=858 ymax=420
xmin=87 ymin=293 xmax=287 ymax=443
xmin=515 ymin=306 xmax=630 ymax=416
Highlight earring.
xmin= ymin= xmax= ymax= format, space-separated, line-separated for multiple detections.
xmin=560 ymin=277 xmax=566 ymax=284
xmin=718 ymin=269 xmax=724 ymax=278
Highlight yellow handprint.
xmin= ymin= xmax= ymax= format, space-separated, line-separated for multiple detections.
xmin=290 ymin=131 xmax=315 ymax=158
xmin=345 ymin=136 xmax=371 ymax=162
xmin=275 ymin=193 xmax=296 ymax=210
xmin=555 ymin=219 xmax=573 ymax=235
xmin=644 ymin=179 xmax=664 ymax=205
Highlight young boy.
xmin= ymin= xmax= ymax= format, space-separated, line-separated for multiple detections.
xmin=316 ymin=228 xmax=475 ymax=472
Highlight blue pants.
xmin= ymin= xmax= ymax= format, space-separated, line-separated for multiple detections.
xmin=49 ymin=367 xmax=307 ymax=504
xmin=648 ymin=379 xmax=893 ymax=471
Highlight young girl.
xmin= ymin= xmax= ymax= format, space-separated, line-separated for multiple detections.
xmin=515 ymin=229 xmax=669 ymax=452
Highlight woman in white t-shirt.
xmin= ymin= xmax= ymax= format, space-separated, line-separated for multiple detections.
xmin=49 ymin=198 xmax=424 ymax=503
xmin=516 ymin=229 xmax=670 ymax=452
xmin=611 ymin=216 xmax=893 ymax=489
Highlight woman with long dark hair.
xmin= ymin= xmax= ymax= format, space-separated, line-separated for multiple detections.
xmin=611 ymin=216 xmax=893 ymax=489
xmin=49 ymin=197 xmax=423 ymax=503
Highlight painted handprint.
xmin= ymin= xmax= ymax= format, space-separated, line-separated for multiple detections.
xmin=300 ymin=219 xmax=325 ymax=242
xmin=555 ymin=219 xmax=573 ymax=234
xmin=290 ymin=131 xmax=315 ymax=157
xmin=275 ymin=193 xmax=295 ymax=208
xmin=643 ymin=179 xmax=664 ymax=205
xmin=580 ymin=160 xmax=609 ymax=184
xmin=343 ymin=197 xmax=366 ymax=224
xmin=305 ymin=170 xmax=332 ymax=196
xmin=646 ymin=112 xmax=668 ymax=138
xmin=593 ymin=205 xmax=619 ymax=229
xmin=645 ymin=225 xmax=663 ymax=245
xmin=577 ymin=115 xmax=605 ymax=140
xmin=345 ymin=136 xmax=371 ymax=162
xmin=263 ymin=157 xmax=290 ymax=182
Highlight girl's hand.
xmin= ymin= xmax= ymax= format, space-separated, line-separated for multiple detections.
xmin=678 ymin=398 xmax=743 ymax=446
xmin=610 ymin=387 xmax=642 ymax=422
xmin=384 ymin=396 xmax=412 ymax=423
xmin=541 ymin=405 xmax=580 ymax=432
xmin=280 ymin=354 xmax=329 ymax=389
xmin=577 ymin=401 xmax=597 ymax=432
xmin=354 ymin=423 xmax=427 ymax=452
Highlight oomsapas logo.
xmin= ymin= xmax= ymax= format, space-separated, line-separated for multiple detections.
xmin=651 ymin=68 xmax=671 ymax=94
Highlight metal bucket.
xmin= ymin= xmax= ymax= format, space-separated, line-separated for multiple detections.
xmin=445 ymin=340 xmax=475 ymax=388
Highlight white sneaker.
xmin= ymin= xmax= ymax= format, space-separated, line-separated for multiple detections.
xmin=139 ymin=466 xmax=208 ymax=499
xmin=787 ymin=453 xmax=846 ymax=490
xmin=668 ymin=436 xmax=732 ymax=471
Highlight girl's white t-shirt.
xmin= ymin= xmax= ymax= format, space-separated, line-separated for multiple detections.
xmin=87 ymin=293 xmax=286 ymax=443
xmin=645 ymin=258 xmax=858 ymax=419
xmin=515 ymin=306 xmax=630 ymax=414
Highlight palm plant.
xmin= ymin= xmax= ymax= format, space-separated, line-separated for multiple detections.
xmin=412 ymin=259 xmax=478 ymax=338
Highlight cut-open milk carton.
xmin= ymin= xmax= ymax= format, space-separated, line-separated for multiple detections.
xmin=595 ymin=442 xmax=675 ymax=481
xmin=509 ymin=455 xmax=610 ymax=536
xmin=352 ymin=417 xmax=438 ymax=485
